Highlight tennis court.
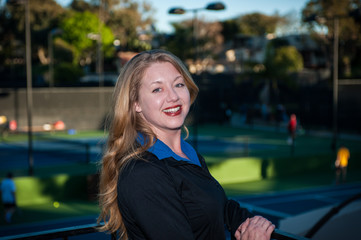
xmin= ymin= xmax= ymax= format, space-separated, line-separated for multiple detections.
xmin=1 ymin=124 xmax=361 ymax=239
xmin=1 ymin=123 xmax=361 ymax=177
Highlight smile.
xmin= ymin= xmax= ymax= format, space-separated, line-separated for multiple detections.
xmin=163 ymin=106 xmax=181 ymax=114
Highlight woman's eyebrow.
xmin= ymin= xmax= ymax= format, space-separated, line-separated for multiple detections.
xmin=149 ymin=80 xmax=162 ymax=86
xmin=173 ymin=75 xmax=184 ymax=82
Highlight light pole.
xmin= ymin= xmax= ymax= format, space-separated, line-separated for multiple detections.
xmin=7 ymin=0 xmax=34 ymax=176
xmin=304 ymin=8 xmax=361 ymax=150
xmin=25 ymin=0 xmax=34 ymax=175
xmin=169 ymin=2 xmax=225 ymax=150
xmin=332 ymin=18 xmax=339 ymax=150
xmin=98 ymin=0 xmax=104 ymax=115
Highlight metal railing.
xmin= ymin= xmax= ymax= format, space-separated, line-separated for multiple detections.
xmin=1 ymin=224 xmax=307 ymax=240
xmin=305 ymin=191 xmax=361 ymax=238
xmin=0 ymin=223 xmax=115 ymax=240
xmin=272 ymin=229 xmax=309 ymax=240
xmin=4 ymin=191 xmax=360 ymax=240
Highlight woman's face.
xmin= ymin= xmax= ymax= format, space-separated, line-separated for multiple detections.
xmin=135 ymin=62 xmax=190 ymax=136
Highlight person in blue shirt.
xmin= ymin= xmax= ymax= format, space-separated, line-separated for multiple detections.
xmin=1 ymin=172 xmax=16 ymax=223
xmin=98 ymin=49 xmax=274 ymax=240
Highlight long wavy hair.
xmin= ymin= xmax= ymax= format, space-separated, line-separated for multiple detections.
xmin=97 ymin=49 xmax=199 ymax=239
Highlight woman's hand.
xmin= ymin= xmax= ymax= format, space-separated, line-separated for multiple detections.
xmin=234 ymin=216 xmax=275 ymax=240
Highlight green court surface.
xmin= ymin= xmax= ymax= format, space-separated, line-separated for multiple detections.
xmin=1 ymin=124 xmax=360 ymax=226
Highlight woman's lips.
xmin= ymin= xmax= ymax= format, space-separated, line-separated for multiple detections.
xmin=163 ymin=105 xmax=182 ymax=116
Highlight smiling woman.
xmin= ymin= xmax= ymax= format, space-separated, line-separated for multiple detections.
xmin=134 ymin=62 xmax=191 ymax=139
xmin=97 ymin=49 xmax=275 ymax=240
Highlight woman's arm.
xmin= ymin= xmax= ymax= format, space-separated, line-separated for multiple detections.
xmin=234 ymin=216 xmax=275 ymax=240
xmin=224 ymin=199 xmax=254 ymax=239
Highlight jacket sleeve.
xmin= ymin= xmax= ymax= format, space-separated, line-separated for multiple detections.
xmin=224 ymin=199 xmax=254 ymax=240
xmin=117 ymin=160 xmax=195 ymax=240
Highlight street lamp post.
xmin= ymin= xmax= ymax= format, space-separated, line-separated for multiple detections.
xmin=332 ymin=18 xmax=339 ymax=150
xmin=303 ymin=14 xmax=340 ymax=150
xmin=169 ymin=2 xmax=225 ymax=150
xmin=97 ymin=0 xmax=104 ymax=115
xmin=7 ymin=0 xmax=34 ymax=176
xmin=304 ymin=7 xmax=361 ymax=150
xmin=25 ymin=0 xmax=34 ymax=175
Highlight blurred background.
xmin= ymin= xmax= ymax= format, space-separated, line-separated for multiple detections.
xmin=0 ymin=0 xmax=361 ymax=239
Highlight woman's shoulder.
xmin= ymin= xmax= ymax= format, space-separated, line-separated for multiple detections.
xmin=119 ymin=152 xmax=170 ymax=183
xmin=117 ymin=152 xmax=176 ymax=199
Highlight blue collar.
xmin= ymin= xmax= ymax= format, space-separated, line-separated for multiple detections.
xmin=137 ymin=133 xmax=200 ymax=166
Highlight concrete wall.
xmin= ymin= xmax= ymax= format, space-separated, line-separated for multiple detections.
xmin=0 ymin=87 xmax=114 ymax=131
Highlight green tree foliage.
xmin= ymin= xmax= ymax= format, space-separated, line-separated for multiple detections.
xmin=69 ymin=0 xmax=154 ymax=51
xmin=302 ymin=0 xmax=361 ymax=77
xmin=264 ymin=40 xmax=304 ymax=90
xmin=265 ymin=45 xmax=304 ymax=77
xmin=5 ymin=0 xmax=64 ymax=32
xmin=70 ymin=0 xmax=97 ymax=12
xmin=104 ymin=0 xmax=154 ymax=51
xmin=60 ymin=11 xmax=114 ymax=64
xmin=0 ymin=0 xmax=156 ymax=87
xmin=1 ymin=0 xmax=65 ymax=65
xmin=166 ymin=18 xmax=223 ymax=61
xmin=222 ymin=12 xmax=286 ymax=41
xmin=239 ymin=13 xmax=285 ymax=36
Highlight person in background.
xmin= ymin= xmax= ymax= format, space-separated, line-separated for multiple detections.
xmin=287 ymin=114 xmax=297 ymax=147
xmin=335 ymin=145 xmax=350 ymax=184
xmin=98 ymin=49 xmax=275 ymax=240
xmin=1 ymin=172 xmax=17 ymax=223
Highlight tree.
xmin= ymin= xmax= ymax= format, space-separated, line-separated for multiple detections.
xmin=60 ymin=10 xmax=114 ymax=65
xmin=302 ymin=0 xmax=361 ymax=77
xmin=263 ymin=40 xmax=304 ymax=103
xmin=104 ymin=0 xmax=154 ymax=51
xmin=0 ymin=0 xmax=65 ymax=86
xmin=221 ymin=12 xmax=286 ymax=42
xmin=69 ymin=0 xmax=154 ymax=51
xmin=166 ymin=18 xmax=223 ymax=62
xmin=264 ymin=44 xmax=304 ymax=78
xmin=1 ymin=0 xmax=65 ymax=63
xmin=70 ymin=0 xmax=97 ymax=12
xmin=238 ymin=12 xmax=285 ymax=36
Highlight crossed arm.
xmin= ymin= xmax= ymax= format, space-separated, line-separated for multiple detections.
xmin=234 ymin=216 xmax=275 ymax=240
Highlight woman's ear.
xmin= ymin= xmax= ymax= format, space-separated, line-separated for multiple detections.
xmin=134 ymin=102 xmax=142 ymax=113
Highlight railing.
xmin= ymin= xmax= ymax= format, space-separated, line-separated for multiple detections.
xmin=5 ymin=191 xmax=360 ymax=240
xmin=305 ymin=191 xmax=361 ymax=238
xmin=272 ymin=229 xmax=310 ymax=240
xmin=0 ymin=224 xmax=307 ymax=240
xmin=0 ymin=223 xmax=115 ymax=240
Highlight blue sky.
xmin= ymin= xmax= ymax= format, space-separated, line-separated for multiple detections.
xmin=57 ymin=0 xmax=310 ymax=33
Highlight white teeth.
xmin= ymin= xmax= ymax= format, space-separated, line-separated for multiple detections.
xmin=163 ymin=106 xmax=180 ymax=113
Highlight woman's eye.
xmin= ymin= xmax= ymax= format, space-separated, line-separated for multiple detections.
xmin=152 ymin=88 xmax=161 ymax=93
xmin=175 ymin=83 xmax=185 ymax=88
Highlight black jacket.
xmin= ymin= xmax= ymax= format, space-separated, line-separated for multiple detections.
xmin=117 ymin=151 xmax=253 ymax=240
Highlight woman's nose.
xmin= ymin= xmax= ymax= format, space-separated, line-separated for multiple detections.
xmin=166 ymin=87 xmax=179 ymax=102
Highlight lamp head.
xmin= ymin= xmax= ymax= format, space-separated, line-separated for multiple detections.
xmin=169 ymin=8 xmax=186 ymax=15
xmin=206 ymin=2 xmax=225 ymax=11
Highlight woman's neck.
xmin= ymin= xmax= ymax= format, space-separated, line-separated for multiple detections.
xmin=155 ymin=129 xmax=185 ymax=157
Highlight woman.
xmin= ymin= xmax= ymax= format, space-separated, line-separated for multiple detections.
xmin=98 ymin=49 xmax=274 ymax=240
